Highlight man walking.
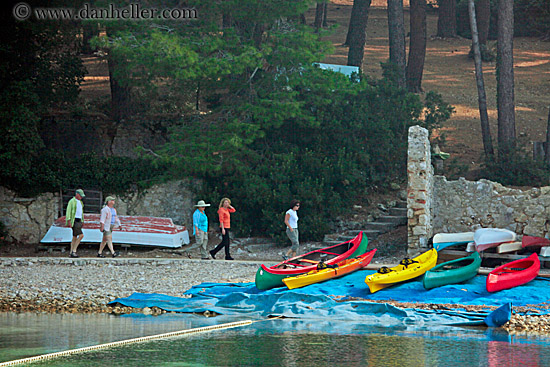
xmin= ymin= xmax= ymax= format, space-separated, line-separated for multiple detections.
xmin=66 ymin=189 xmax=85 ymax=258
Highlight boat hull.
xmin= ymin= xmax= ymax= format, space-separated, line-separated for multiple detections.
xmin=423 ymin=252 xmax=481 ymax=290
xmin=283 ymin=249 xmax=377 ymax=290
xmin=365 ymin=249 xmax=438 ymax=293
xmin=255 ymin=231 xmax=369 ymax=290
xmin=40 ymin=214 xmax=189 ymax=248
xmin=474 ymin=228 xmax=516 ymax=252
xmin=486 ymin=253 xmax=540 ymax=293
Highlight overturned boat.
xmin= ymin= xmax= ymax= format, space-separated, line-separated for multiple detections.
xmin=40 ymin=214 xmax=190 ymax=248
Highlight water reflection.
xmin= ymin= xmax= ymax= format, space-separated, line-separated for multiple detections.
xmin=1 ymin=313 xmax=550 ymax=366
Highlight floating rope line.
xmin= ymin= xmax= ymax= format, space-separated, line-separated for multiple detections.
xmin=0 ymin=319 xmax=253 ymax=366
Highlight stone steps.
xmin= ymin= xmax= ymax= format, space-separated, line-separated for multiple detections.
xmin=322 ymin=200 xmax=408 ymax=246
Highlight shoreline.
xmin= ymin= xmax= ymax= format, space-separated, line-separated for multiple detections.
xmin=1 ymin=257 xmax=549 ymax=336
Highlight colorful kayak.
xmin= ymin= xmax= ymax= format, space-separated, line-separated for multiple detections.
xmin=282 ymin=249 xmax=377 ymax=290
xmin=522 ymin=235 xmax=550 ymax=248
xmin=474 ymin=228 xmax=516 ymax=252
xmin=255 ymin=231 xmax=369 ymax=290
xmin=423 ymin=252 xmax=481 ymax=290
xmin=486 ymin=253 xmax=540 ymax=293
xmin=365 ymin=248 xmax=438 ymax=293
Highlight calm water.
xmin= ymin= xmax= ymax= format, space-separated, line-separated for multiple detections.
xmin=1 ymin=312 xmax=550 ymax=366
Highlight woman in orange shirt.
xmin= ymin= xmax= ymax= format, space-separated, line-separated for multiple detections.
xmin=210 ymin=197 xmax=236 ymax=260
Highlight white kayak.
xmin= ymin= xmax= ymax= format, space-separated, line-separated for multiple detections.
xmin=474 ymin=228 xmax=516 ymax=252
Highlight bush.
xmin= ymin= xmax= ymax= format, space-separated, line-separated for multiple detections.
xmin=1 ymin=150 xmax=166 ymax=198
xmin=171 ymin=70 xmax=453 ymax=242
xmin=481 ymin=145 xmax=550 ymax=187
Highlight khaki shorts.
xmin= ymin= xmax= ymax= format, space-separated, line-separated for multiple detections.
xmin=72 ymin=220 xmax=83 ymax=237
xmin=103 ymin=229 xmax=113 ymax=237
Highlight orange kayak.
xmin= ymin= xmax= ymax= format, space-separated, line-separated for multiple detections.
xmin=282 ymin=249 xmax=377 ymax=290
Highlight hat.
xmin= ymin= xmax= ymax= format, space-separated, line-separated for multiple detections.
xmin=194 ymin=200 xmax=210 ymax=207
xmin=76 ymin=189 xmax=85 ymax=198
xmin=105 ymin=196 xmax=116 ymax=203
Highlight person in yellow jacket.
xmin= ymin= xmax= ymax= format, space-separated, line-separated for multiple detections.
xmin=66 ymin=189 xmax=85 ymax=258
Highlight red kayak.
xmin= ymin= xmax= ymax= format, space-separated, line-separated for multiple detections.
xmin=521 ymin=235 xmax=550 ymax=248
xmin=486 ymin=253 xmax=540 ymax=293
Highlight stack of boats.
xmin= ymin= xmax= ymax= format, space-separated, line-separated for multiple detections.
xmin=431 ymin=228 xmax=544 ymax=292
xmin=255 ymin=227 xmax=547 ymax=294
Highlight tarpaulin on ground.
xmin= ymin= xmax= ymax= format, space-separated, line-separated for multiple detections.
xmin=109 ymin=270 xmax=550 ymax=325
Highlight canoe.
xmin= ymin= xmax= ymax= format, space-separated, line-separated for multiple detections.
xmin=255 ymin=231 xmax=369 ymax=290
xmin=423 ymin=252 xmax=481 ymax=290
xmin=433 ymin=232 xmax=474 ymax=244
xmin=522 ymin=235 xmax=550 ymax=248
xmin=40 ymin=214 xmax=190 ymax=248
xmin=474 ymin=228 xmax=516 ymax=252
xmin=282 ymin=249 xmax=377 ymax=290
xmin=486 ymin=253 xmax=540 ymax=293
xmin=365 ymin=248 xmax=438 ymax=293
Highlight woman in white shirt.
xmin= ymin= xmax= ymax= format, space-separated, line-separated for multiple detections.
xmin=284 ymin=199 xmax=301 ymax=259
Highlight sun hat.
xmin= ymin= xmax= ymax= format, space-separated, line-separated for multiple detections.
xmin=195 ymin=200 xmax=211 ymax=207
xmin=104 ymin=196 xmax=116 ymax=203
xmin=76 ymin=189 xmax=85 ymax=198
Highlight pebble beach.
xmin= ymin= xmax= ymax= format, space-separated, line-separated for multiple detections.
xmin=1 ymin=256 xmax=549 ymax=335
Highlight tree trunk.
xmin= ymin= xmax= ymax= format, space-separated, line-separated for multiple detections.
xmin=314 ymin=2 xmax=324 ymax=32
xmin=545 ymin=106 xmax=550 ymax=164
xmin=387 ymin=0 xmax=407 ymax=89
xmin=105 ymin=27 xmax=131 ymax=123
xmin=477 ymin=0 xmax=491 ymax=46
xmin=346 ymin=0 xmax=372 ymax=69
xmin=406 ymin=0 xmax=427 ymax=92
xmin=436 ymin=0 xmax=457 ymax=38
xmin=81 ymin=22 xmax=98 ymax=54
xmin=497 ymin=0 xmax=516 ymax=153
xmin=323 ymin=2 xmax=328 ymax=28
xmin=468 ymin=0 xmax=494 ymax=157
xmin=107 ymin=54 xmax=131 ymax=123
xmin=345 ymin=0 xmax=360 ymax=45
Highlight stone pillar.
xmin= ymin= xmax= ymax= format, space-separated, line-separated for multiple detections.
xmin=407 ymin=126 xmax=433 ymax=256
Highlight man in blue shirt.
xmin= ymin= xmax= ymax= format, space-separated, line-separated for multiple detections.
xmin=188 ymin=200 xmax=210 ymax=259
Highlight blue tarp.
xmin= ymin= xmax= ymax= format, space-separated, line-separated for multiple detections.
xmin=110 ymin=270 xmax=550 ymax=326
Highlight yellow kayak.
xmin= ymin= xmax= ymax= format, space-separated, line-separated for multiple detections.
xmin=365 ymin=248 xmax=438 ymax=293
xmin=283 ymin=249 xmax=377 ymax=290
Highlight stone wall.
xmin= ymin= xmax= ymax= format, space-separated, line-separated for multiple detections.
xmin=407 ymin=125 xmax=550 ymax=247
xmin=0 ymin=179 xmax=200 ymax=244
xmin=0 ymin=187 xmax=60 ymax=243
xmin=407 ymin=126 xmax=434 ymax=256
xmin=433 ymin=177 xmax=550 ymax=237
xmin=117 ymin=179 xmax=202 ymax=228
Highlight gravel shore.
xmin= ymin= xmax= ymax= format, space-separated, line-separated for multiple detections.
xmin=0 ymin=257 xmax=261 ymax=314
xmin=1 ymin=256 xmax=549 ymax=335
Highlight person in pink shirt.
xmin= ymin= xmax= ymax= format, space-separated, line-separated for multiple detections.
xmin=210 ymin=197 xmax=236 ymax=260
xmin=98 ymin=196 xmax=121 ymax=258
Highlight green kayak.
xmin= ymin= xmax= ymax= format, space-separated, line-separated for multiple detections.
xmin=423 ymin=251 xmax=481 ymax=290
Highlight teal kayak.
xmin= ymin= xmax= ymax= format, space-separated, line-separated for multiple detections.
xmin=423 ymin=252 xmax=481 ymax=290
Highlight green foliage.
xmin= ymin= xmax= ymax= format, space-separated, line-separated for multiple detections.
xmin=161 ymin=66 xmax=452 ymax=241
xmin=0 ymin=15 xmax=86 ymax=195
xmin=481 ymin=144 xmax=550 ymax=187
xmin=4 ymin=150 xmax=166 ymax=198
